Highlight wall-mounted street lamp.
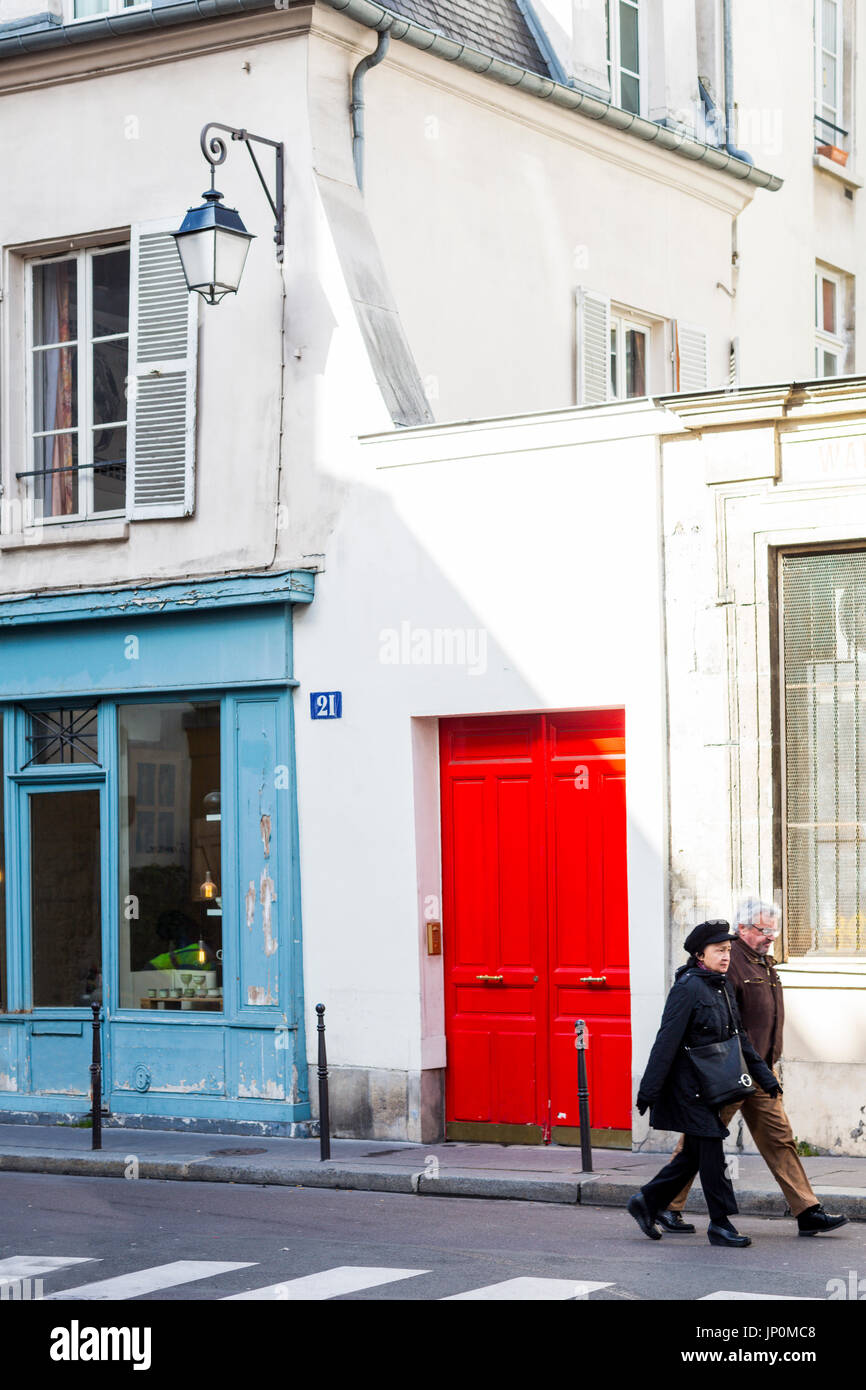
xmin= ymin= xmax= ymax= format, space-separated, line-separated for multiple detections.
xmin=173 ymin=123 xmax=285 ymax=305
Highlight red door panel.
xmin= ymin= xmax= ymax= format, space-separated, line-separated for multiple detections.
xmin=441 ymin=711 xmax=631 ymax=1140
xmin=547 ymin=712 xmax=630 ymax=1132
xmin=440 ymin=718 xmax=548 ymax=1127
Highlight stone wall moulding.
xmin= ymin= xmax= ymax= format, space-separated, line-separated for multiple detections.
xmin=702 ymin=425 xmax=778 ymax=484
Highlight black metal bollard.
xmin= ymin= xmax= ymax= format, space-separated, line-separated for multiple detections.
xmin=574 ymin=1019 xmax=592 ymax=1173
xmin=90 ymin=1002 xmax=102 ymax=1151
xmin=316 ymin=1003 xmax=330 ymax=1161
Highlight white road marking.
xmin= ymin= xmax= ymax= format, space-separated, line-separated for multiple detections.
xmin=224 ymin=1266 xmax=429 ymax=1300
xmin=699 ymin=1291 xmax=819 ymax=1301
xmin=443 ymin=1278 xmax=613 ymax=1301
xmin=0 ymin=1256 xmax=96 ymax=1283
xmin=46 ymin=1260 xmax=255 ymax=1300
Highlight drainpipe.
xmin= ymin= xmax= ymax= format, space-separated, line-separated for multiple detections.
xmin=722 ymin=0 xmax=753 ymax=164
xmin=351 ymin=29 xmax=390 ymax=191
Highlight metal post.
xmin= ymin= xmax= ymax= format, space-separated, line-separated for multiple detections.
xmin=316 ymin=1003 xmax=330 ymax=1161
xmin=574 ymin=1019 xmax=592 ymax=1173
xmin=90 ymin=1002 xmax=102 ymax=1151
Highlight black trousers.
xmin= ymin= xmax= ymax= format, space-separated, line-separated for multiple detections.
xmin=640 ymin=1133 xmax=738 ymax=1224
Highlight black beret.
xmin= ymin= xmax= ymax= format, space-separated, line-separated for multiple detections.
xmin=684 ymin=919 xmax=738 ymax=956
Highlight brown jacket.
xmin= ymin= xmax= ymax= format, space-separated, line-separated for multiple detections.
xmin=726 ymin=935 xmax=785 ymax=1065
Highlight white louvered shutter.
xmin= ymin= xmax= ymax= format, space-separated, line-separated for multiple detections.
xmin=672 ymin=320 xmax=709 ymax=392
xmin=576 ymin=288 xmax=611 ymax=405
xmin=127 ymin=219 xmax=198 ymax=518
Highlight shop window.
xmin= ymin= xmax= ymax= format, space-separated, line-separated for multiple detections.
xmin=0 ymin=725 xmax=5 ymax=1013
xmin=781 ymin=549 xmax=866 ymax=956
xmin=31 ymin=789 xmax=102 ymax=1007
xmin=118 ymin=702 xmax=223 ymax=1010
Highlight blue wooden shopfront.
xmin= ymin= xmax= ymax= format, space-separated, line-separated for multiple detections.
xmin=0 ymin=570 xmax=314 ymax=1132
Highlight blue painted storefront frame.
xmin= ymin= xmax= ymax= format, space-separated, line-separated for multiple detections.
xmin=0 ymin=571 xmax=314 ymax=1127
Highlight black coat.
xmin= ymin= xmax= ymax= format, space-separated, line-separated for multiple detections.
xmin=637 ymin=961 xmax=778 ymax=1138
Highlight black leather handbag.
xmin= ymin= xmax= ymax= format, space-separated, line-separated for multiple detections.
xmin=684 ymin=987 xmax=756 ymax=1107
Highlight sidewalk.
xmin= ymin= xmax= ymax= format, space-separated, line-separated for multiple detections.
xmin=0 ymin=1123 xmax=864 ymax=1219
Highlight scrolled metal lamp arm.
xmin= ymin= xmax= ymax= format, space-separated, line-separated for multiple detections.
xmin=200 ymin=121 xmax=285 ymax=262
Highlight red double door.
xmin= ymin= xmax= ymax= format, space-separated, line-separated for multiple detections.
xmin=440 ymin=711 xmax=631 ymax=1144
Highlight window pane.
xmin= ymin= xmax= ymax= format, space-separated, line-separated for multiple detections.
xmin=619 ymin=0 xmax=639 ymax=75
xmin=93 ymin=427 xmax=127 ymax=513
xmin=822 ymin=278 xmax=836 ymax=334
xmin=782 ymin=552 xmax=866 ymax=955
xmin=34 ymin=346 xmax=77 ymax=435
xmin=91 ymin=249 xmax=130 ymax=340
xmin=119 ymin=703 xmax=223 ymax=1010
xmin=823 ymin=350 xmax=839 ymax=376
xmin=31 ymin=790 xmax=101 ymax=1007
xmin=610 ymin=324 xmax=618 ymax=398
xmin=32 ymin=260 xmax=77 ymax=347
xmin=822 ymin=56 xmax=837 ymax=112
xmin=92 ymin=338 xmax=128 ymax=427
xmin=620 ymin=72 xmax=640 ymax=115
xmin=28 ymin=708 xmax=98 ymax=766
xmin=33 ymin=434 xmax=79 ymax=519
xmin=625 ymin=327 xmax=647 ymax=396
xmin=823 ymin=0 xmax=837 ymax=55
xmin=74 ymin=0 xmax=110 ymax=14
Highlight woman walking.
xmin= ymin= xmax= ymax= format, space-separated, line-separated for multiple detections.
xmin=627 ymin=920 xmax=780 ymax=1248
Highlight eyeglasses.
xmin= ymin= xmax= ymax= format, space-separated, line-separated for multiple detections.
xmin=743 ymin=922 xmax=780 ymax=938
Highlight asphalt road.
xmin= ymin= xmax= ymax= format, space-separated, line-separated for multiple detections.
xmin=1 ymin=1170 xmax=863 ymax=1303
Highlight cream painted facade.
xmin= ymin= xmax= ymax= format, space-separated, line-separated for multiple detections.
xmin=660 ymin=379 xmax=866 ymax=1157
xmin=0 ymin=0 xmax=863 ymax=1143
xmin=337 ymin=381 xmax=866 ymax=1154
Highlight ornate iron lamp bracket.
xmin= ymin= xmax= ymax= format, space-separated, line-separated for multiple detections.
xmin=200 ymin=122 xmax=285 ymax=262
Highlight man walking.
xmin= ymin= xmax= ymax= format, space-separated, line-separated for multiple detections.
xmin=657 ymin=898 xmax=848 ymax=1237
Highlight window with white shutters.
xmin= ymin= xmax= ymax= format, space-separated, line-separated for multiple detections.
xmin=576 ymin=288 xmax=611 ymax=405
xmin=672 ymin=320 xmax=709 ymax=392
xmin=781 ymin=549 xmax=866 ymax=957
xmin=127 ymin=220 xmax=198 ymax=519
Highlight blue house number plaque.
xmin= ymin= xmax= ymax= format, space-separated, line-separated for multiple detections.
xmin=311 ymin=691 xmax=342 ymax=719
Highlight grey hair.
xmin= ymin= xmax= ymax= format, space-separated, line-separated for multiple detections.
xmin=735 ymin=896 xmax=781 ymax=929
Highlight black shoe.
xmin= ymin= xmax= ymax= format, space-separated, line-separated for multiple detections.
xmin=657 ymin=1210 xmax=695 ymax=1233
xmin=627 ymin=1193 xmax=662 ymax=1240
xmin=708 ymin=1222 xmax=751 ymax=1247
xmin=797 ymin=1205 xmax=849 ymax=1236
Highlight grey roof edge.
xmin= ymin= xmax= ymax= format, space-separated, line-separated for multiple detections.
xmin=322 ymin=0 xmax=782 ymax=191
xmin=0 ymin=0 xmax=783 ymax=192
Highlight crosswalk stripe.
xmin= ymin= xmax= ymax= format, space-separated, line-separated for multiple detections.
xmin=443 ymin=1278 xmax=613 ymax=1301
xmin=223 ymin=1266 xmax=429 ymax=1300
xmin=0 ymin=1256 xmax=97 ymax=1283
xmin=46 ymin=1260 xmax=255 ymax=1301
xmin=699 ymin=1291 xmax=819 ymax=1301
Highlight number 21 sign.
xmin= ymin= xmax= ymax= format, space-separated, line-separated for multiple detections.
xmin=310 ymin=692 xmax=342 ymax=720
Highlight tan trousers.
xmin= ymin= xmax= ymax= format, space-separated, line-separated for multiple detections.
xmin=667 ymin=1075 xmax=817 ymax=1218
